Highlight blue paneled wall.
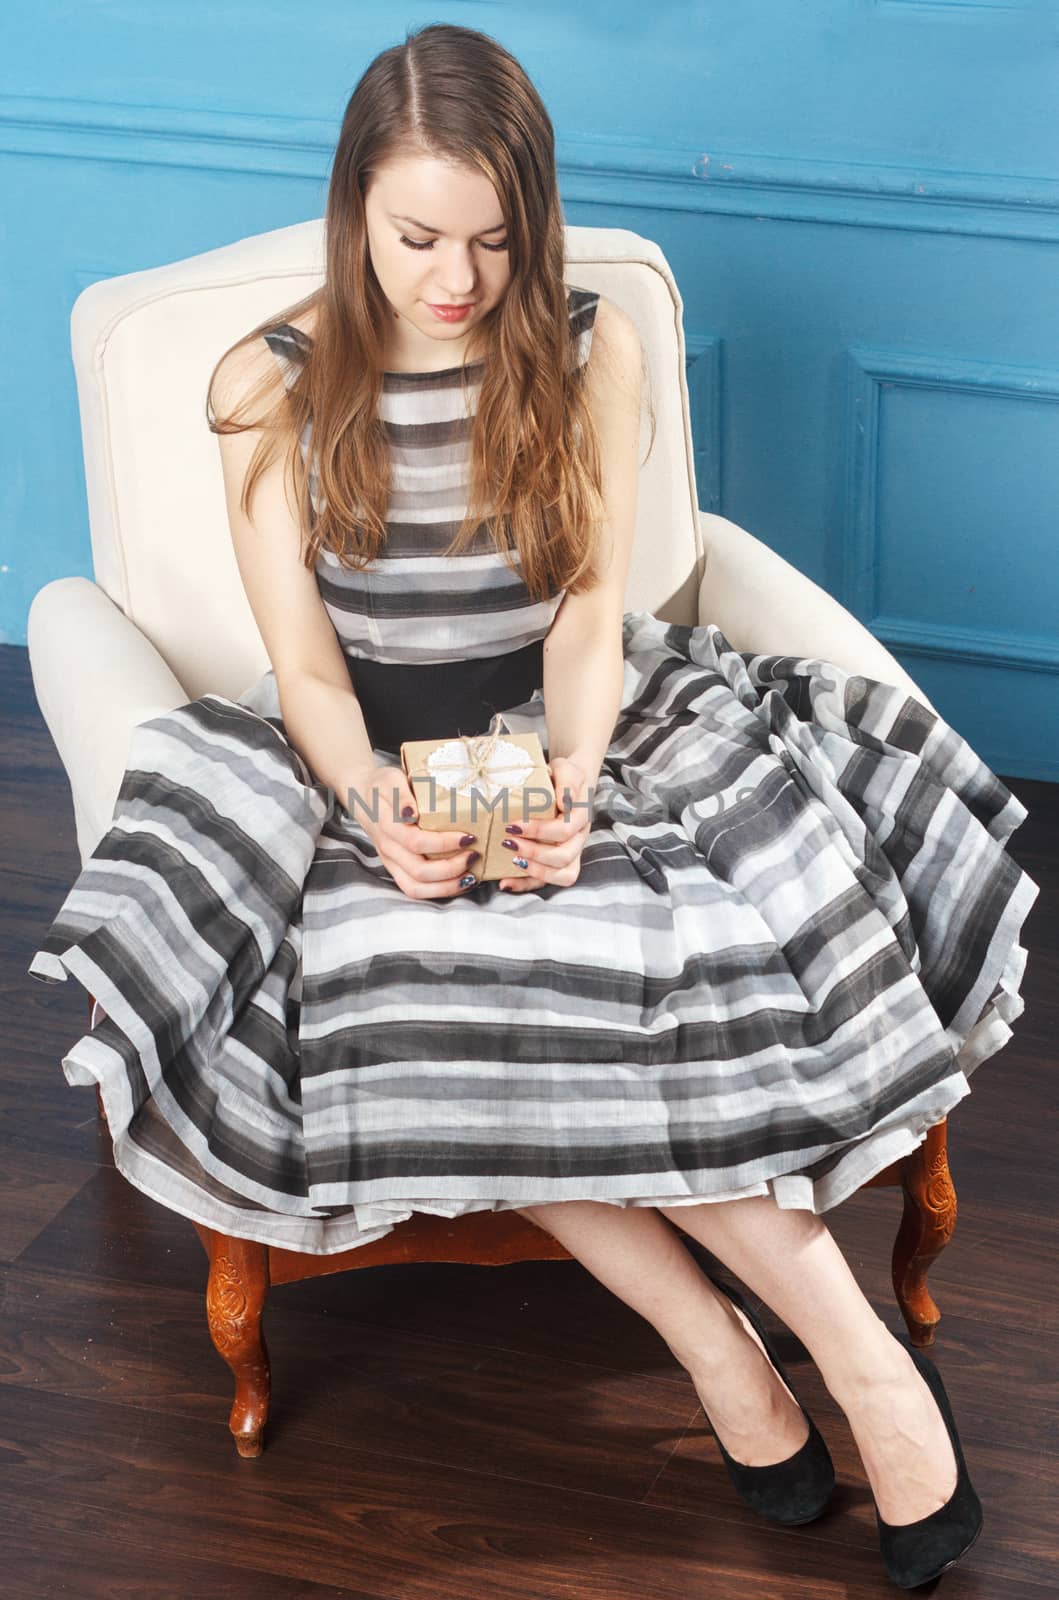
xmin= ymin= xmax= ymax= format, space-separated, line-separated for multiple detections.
xmin=3 ymin=2 xmax=1057 ymax=775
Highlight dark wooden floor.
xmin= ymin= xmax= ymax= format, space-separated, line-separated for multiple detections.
xmin=3 ymin=638 xmax=1056 ymax=1599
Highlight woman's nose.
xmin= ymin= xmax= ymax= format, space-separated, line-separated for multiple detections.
xmin=433 ymin=247 xmax=477 ymax=297
xmin=434 ymin=278 xmax=476 ymax=301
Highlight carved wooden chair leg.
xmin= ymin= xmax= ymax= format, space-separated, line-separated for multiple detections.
xmin=205 ymin=1231 xmax=272 ymax=1457
xmin=86 ymin=995 xmax=272 ymax=1453
xmin=892 ymin=1120 xmax=957 ymax=1348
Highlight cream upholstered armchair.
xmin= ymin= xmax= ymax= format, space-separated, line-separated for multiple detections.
xmin=28 ymin=221 xmax=953 ymax=1459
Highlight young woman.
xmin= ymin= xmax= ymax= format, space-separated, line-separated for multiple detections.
xmin=29 ymin=22 xmax=1037 ymax=1590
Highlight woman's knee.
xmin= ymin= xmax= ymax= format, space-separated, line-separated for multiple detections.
xmin=515 ymin=1203 xmax=562 ymax=1236
xmin=513 ymin=1199 xmax=628 ymax=1236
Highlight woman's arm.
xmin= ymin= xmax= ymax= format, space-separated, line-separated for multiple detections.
xmin=215 ymin=341 xmax=379 ymax=813
xmin=541 ymin=295 xmax=643 ymax=790
xmin=542 ymin=622 xmax=625 ymax=791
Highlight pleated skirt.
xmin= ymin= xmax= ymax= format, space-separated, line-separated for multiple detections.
xmin=27 ymin=612 xmax=1038 ymax=1253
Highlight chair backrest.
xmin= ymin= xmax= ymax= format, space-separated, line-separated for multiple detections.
xmin=71 ymin=221 xmax=704 ymax=701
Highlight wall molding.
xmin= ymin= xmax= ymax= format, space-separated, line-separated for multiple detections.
xmin=3 ymin=93 xmax=1059 ymax=242
xmin=875 ymin=2 xmax=1037 ymax=13
xmin=841 ymin=345 xmax=1059 ymax=677
xmin=684 ymin=334 xmax=723 ymax=513
xmin=871 ymin=617 xmax=1059 ymax=675
xmin=0 ymin=94 xmax=327 ymax=181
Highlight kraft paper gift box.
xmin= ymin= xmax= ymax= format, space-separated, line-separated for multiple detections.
xmin=400 ymin=713 xmax=556 ymax=883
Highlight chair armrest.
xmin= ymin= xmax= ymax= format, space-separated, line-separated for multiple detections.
xmin=696 ymin=512 xmax=936 ymax=712
xmin=27 ymin=577 xmax=190 ymax=864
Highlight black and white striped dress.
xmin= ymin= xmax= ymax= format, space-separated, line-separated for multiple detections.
xmin=28 ymin=286 xmax=1039 ymax=1253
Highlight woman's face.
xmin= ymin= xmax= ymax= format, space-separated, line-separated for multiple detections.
xmin=364 ymin=154 xmax=512 ymax=368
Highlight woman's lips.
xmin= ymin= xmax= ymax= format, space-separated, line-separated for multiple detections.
xmin=427 ymin=303 xmax=473 ymax=322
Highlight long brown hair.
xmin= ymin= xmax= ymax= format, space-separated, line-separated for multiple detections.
xmin=206 ymin=22 xmax=654 ymax=604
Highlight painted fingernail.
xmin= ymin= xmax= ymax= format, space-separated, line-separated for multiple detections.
xmin=505 ymin=824 xmax=523 ymax=835
xmin=513 ymin=856 xmax=528 ymax=869
xmin=401 ymin=805 xmax=416 ymax=820
xmin=459 ymin=833 xmax=477 ymax=846
xmin=466 ymin=851 xmax=481 ymax=864
xmin=501 ymin=838 xmax=519 ymax=851
xmin=459 ymin=874 xmax=477 ymax=888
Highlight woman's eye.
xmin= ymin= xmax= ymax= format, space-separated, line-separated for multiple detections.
xmin=398 ymin=236 xmax=508 ymax=252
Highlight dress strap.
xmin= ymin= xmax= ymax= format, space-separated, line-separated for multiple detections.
xmin=262 ymin=323 xmax=311 ymax=391
xmin=567 ymin=284 xmax=601 ymax=374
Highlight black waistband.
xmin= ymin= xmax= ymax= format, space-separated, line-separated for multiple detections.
xmin=345 ymin=637 xmax=544 ymax=754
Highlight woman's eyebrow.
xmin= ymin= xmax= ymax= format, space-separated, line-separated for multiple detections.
xmin=389 ymin=211 xmax=506 ymax=235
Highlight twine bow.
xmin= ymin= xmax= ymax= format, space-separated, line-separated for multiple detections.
xmin=425 ymin=712 xmax=536 ymax=801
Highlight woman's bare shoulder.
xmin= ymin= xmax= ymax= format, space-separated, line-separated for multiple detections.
xmin=212 ymin=301 xmax=319 ymax=419
xmin=580 ymin=292 xmax=643 ymax=412
xmin=589 ymin=293 xmax=640 ymax=361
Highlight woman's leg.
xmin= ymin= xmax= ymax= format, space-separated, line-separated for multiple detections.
xmin=653 ymin=1194 xmax=959 ymax=1525
xmin=515 ymin=1200 xmax=815 ymax=1467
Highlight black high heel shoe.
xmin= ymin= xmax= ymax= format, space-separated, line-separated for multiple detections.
xmin=872 ymin=1340 xmax=983 ymax=1589
xmin=700 ymin=1273 xmax=835 ymax=1526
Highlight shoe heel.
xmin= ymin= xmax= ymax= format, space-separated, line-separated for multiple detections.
xmin=701 ymin=1273 xmax=835 ymax=1527
xmin=873 ymin=1341 xmax=984 ymax=1589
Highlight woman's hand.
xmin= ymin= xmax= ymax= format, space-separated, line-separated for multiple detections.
xmin=498 ymin=756 xmax=595 ymax=893
xmin=349 ymin=763 xmax=481 ymax=900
